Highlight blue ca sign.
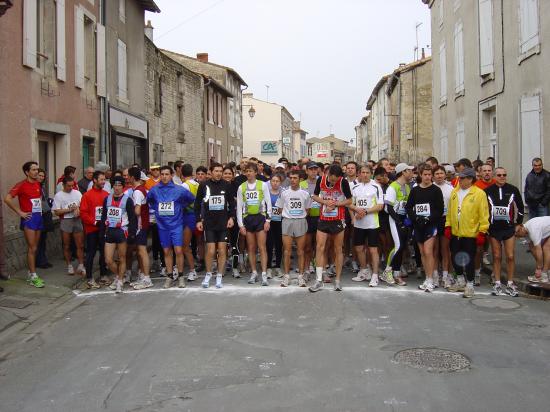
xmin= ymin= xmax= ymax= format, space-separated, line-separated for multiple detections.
xmin=261 ymin=141 xmax=278 ymax=154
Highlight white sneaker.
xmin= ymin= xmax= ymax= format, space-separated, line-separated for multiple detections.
xmin=419 ymin=280 xmax=434 ymax=293
xmin=369 ymin=275 xmax=379 ymax=287
xmin=130 ymin=272 xmax=145 ymax=287
xmin=133 ymin=277 xmax=153 ymax=290
xmin=202 ymin=273 xmax=212 ymax=288
xmin=67 ymin=265 xmax=75 ymax=275
xmin=178 ymin=276 xmax=186 ymax=288
xmin=297 ymin=274 xmax=306 ymax=287
xmin=163 ymin=277 xmax=173 ymax=289
xmin=528 ymin=272 xmax=549 ymax=283
xmin=275 ymin=268 xmax=284 ymax=278
xmin=248 ymin=272 xmax=258 ymax=284
xmin=381 ymin=267 xmax=395 ymax=285
xmin=76 ymin=264 xmax=86 ymax=276
xmin=280 ymin=274 xmax=290 ymax=287
xmin=215 ymin=274 xmax=223 ymax=289
xmin=443 ymin=275 xmax=453 ymax=289
xmin=187 ymin=271 xmax=197 ymax=281
xmin=261 ymin=272 xmax=269 ymax=286
xmin=115 ymin=279 xmax=123 ymax=294
xmin=232 ymin=268 xmax=241 ymax=278
xmin=266 ymin=268 xmax=273 ymax=279
xmin=160 ymin=266 xmax=167 ymax=277
xmin=352 ymin=269 xmax=369 ymax=282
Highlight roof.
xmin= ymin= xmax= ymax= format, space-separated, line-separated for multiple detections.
xmin=202 ymin=75 xmax=233 ymax=98
xmin=387 ymin=57 xmax=432 ymax=95
xmin=139 ymin=0 xmax=160 ymax=13
xmin=160 ymin=49 xmax=247 ymax=87
xmin=366 ymin=75 xmax=390 ymax=110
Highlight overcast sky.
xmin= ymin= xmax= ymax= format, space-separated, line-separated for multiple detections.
xmin=146 ymin=0 xmax=431 ymax=141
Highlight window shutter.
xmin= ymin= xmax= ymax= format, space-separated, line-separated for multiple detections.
xmin=96 ymin=23 xmax=106 ymax=97
xmin=55 ymin=0 xmax=66 ymax=80
xmin=520 ymin=94 xmax=542 ymax=190
xmin=440 ymin=128 xmax=448 ymax=163
xmin=117 ymin=39 xmax=127 ymax=100
xmin=519 ymin=0 xmax=539 ymax=53
xmin=23 ymin=0 xmax=37 ymax=68
xmin=479 ymin=0 xmax=494 ymax=75
xmin=456 ymin=119 xmax=465 ymax=158
xmin=74 ymin=5 xmax=85 ymax=88
xmin=454 ymin=22 xmax=464 ymax=93
xmin=439 ymin=42 xmax=447 ymax=103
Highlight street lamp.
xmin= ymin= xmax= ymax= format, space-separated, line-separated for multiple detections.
xmin=242 ymin=104 xmax=256 ymax=118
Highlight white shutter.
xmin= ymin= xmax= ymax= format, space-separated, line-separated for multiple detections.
xmin=454 ymin=22 xmax=464 ymax=93
xmin=519 ymin=0 xmax=539 ymax=53
xmin=456 ymin=119 xmax=465 ymax=158
xmin=439 ymin=42 xmax=447 ymax=103
xmin=479 ymin=0 xmax=494 ymax=75
xmin=440 ymin=128 xmax=448 ymax=163
xmin=74 ymin=5 xmax=85 ymax=89
xmin=520 ymin=94 xmax=542 ymax=191
xmin=56 ymin=0 xmax=66 ymax=81
xmin=117 ymin=39 xmax=127 ymax=100
xmin=23 ymin=0 xmax=37 ymax=68
xmin=96 ymin=24 xmax=106 ymax=97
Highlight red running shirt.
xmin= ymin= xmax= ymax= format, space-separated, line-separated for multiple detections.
xmin=9 ymin=180 xmax=42 ymax=213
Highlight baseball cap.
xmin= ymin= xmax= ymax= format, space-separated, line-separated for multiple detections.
xmin=149 ymin=163 xmax=161 ymax=170
xmin=458 ymin=167 xmax=476 ymax=178
xmin=444 ymin=165 xmax=455 ymax=174
xmin=140 ymin=171 xmax=148 ymax=181
xmin=306 ymin=161 xmax=319 ymax=169
xmin=275 ymin=163 xmax=286 ymax=169
xmin=395 ymin=163 xmax=414 ymax=175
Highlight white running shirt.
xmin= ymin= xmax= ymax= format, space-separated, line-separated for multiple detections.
xmin=275 ymin=188 xmax=311 ymax=219
xmin=351 ymin=181 xmax=383 ymax=229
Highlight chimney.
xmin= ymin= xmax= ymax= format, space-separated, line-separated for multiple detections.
xmin=144 ymin=20 xmax=154 ymax=41
xmin=197 ymin=53 xmax=209 ymax=63
xmin=421 ymin=47 xmax=425 ymax=59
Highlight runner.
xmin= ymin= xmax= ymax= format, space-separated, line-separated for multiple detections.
xmin=101 ymin=176 xmax=137 ymax=293
xmin=223 ymin=166 xmax=241 ymax=278
xmin=236 ymin=162 xmax=272 ymax=286
xmin=344 ymin=161 xmax=359 ymax=272
xmin=309 ymin=164 xmax=352 ymax=292
xmin=79 ymin=170 xmax=109 ymax=288
xmin=147 ymin=166 xmax=195 ymax=288
xmin=276 ymin=170 xmax=311 ymax=287
xmin=516 ymin=216 xmax=550 ymax=283
xmin=444 ymin=168 xmax=490 ymax=298
xmin=486 ymin=167 xmax=524 ymax=296
xmin=474 ymin=163 xmax=496 ymax=275
xmin=195 ymin=163 xmax=236 ymax=289
xmin=300 ymin=162 xmax=321 ymax=277
xmin=406 ymin=164 xmax=444 ymax=292
xmin=373 ymin=167 xmax=392 ymax=267
xmin=4 ymin=161 xmax=45 ymax=287
xmin=349 ymin=165 xmax=384 ymax=287
xmin=266 ymin=174 xmax=283 ymax=279
xmin=433 ymin=165 xmax=454 ymax=287
xmin=145 ymin=163 xmax=165 ymax=276
xmin=52 ymin=176 xmax=85 ymax=276
xmin=180 ymin=164 xmax=200 ymax=280
xmin=382 ymin=163 xmax=414 ymax=286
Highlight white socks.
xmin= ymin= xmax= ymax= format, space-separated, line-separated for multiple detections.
xmin=316 ymin=267 xmax=323 ymax=282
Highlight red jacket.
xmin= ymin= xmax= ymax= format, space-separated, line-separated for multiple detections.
xmin=80 ymin=187 xmax=109 ymax=234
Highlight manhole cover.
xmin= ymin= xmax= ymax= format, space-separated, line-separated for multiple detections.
xmin=471 ymin=298 xmax=520 ymax=310
xmin=394 ymin=348 xmax=470 ymax=373
xmin=0 ymin=298 xmax=33 ymax=309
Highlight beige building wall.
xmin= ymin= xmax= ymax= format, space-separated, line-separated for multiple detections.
xmin=426 ymin=0 xmax=550 ymax=188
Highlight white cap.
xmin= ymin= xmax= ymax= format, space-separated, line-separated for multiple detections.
xmin=140 ymin=171 xmax=148 ymax=181
xmin=444 ymin=165 xmax=456 ymax=174
xmin=395 ymin=163 xmax=414 ymax=175
xmin=275 ymin=163 xmax=285 ymax=169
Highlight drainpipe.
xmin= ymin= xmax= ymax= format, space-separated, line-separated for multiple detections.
xmin=99 ymin=0 xmax=108 ymax=163
xmin=0 ymin=196 xmax=8 ymax=280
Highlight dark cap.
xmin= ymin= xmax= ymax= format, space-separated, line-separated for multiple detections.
xmin=306 ymin=161 xmax=319 ymax=169
xmin=112 ymin=176 xmax=125 ymax=186
xmin=457 ymin=167 xmax=476 ymax=178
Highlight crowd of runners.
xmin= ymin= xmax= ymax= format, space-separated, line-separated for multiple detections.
xmin=4 ymin=155 xmax=550 ymax=298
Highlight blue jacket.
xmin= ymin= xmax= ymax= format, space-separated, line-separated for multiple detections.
xmin=147 ymin=181 xmax=195 ymax=230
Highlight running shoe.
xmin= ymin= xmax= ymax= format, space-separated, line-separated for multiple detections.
xmin=163 ymin=277 xmax=174 ymax=289
xmin=443 ymin=275 xmax=453 ymax=289
xmin=280 ymin=274 xmax=290 ymax=287
xmin=178 ymin=276 xmax=187 ymax=288
xmin=352 ymin=269 xmax=369 ymax=282
xmin=67 ymin=265 xmax=75 ymax=275
xmin=463 ymin=284 xmax=475 ymax=298
xmin=419 ymin=281 xmax=434 ymax=293
xmin=447 ymin=282 xmax=465 ymax=292
xmin=380 ymin=267 xmax=395 ymax=285
xmin=124 ymin=271 xmax=132 ymax=285
xmin=215 ymin=274 xmax=223 ymax=289
xmin=309 ymin=280 xmax=323 ymax=292
xmin=482 ymin=253 xmax=491 ymax=266
xmin=492 ymin=283 xmax=505 ymax=296
xmin=528 ymin=273 xmax=549 ymax=283
xmin=187 ymin=271 xmax=197 ymax=281
xmin=76 ymin=264 xmax=86 ymax=277
xmin=232 ymin=268 xmax=241 ymax=278
xmin=99 ymin=276 xmax=112 ymax=286
xmin=327 ymin=265 xmax=336 ymax=276
xmin=297 ymin=274 xmax=306 ymax=287
xmin=133 ymin=277 xmax=153 ymax=290
xmin=474 ymin=274 xmax=481 ymax=287
xmin=275 ymin=268 xmax=284 ymax=278
xmin=334 ymin=280 xmax=342 ymax=291
xmin=248 ymin=272 xmax=258 ymax=284
xmin=27 ymin=274 xmax=45 ymax=288
xmin=130 ymin=272 xmax=145 ymax=287
xmin=160 ymin=266 xmax=167 ymax=277
xmin=351 ymin=261 xmax=360 ymax=273
xmin=86 ymin=279 xmax=101 ymax=289
xmin=505 ymin=283 xmax=519 ymax=297
xmin=261 ymin=272 xmax=269 ymax=286
xmin=394 ymin=274 xmax=407 ymax=286
xmin=266 ymin=268 xmax=273 ymax=279
xmin=115 ymin=279 xmax=123 ymax=294
xmin=202 ymin=273 xmax=212 ymax=288
xmin=109 ymin=280 xmax=118 ymax=290
xmin=418 ymin=280 xmax=430 ymax=291
xmin=369 ymin=275 xmax=379 ymax=287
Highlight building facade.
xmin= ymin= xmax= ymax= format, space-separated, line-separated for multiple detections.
xmin=354 ymin=116 xmax=370 ymax=163
xmin=366 ymin=75 xmax=391 ymax=161
xmin=424 ymin=0 xmax=550 ymax=188
xmin=293 ymin=121 xmax=308 ymax=161
xmin=306 ymin=134 xmax=350 ymax=164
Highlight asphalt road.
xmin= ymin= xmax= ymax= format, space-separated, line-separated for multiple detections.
xmin=0 ymin=275 xmax=549 ymax=412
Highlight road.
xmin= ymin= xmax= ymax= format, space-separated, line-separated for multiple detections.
xmin=0 ymin=274 xmax=549 ymax=412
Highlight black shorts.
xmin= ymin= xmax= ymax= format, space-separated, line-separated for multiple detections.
xmin=489 ymin=227 xmax=515 ymax=241
xmin=437 ymin=216 xmax=446 ymax=237
xmin=414 ymin=225 xmax=438 ymax=243
xmin=353 ymin=228 xmax=380 ymax=247
xmin=205 ymin=229 xmax=229 ymax=243
xmin=317 ymin=219 xmax=345 ymax=235
xmin=306 ymin=216 xmax=319 ymax=234
xmin=243 ymin=214 xmax=266 ymax=233
xmin=127 ymin=228 xmax=148 ymax=246
xmin=105 ymin=228 xmax=127 ymax=244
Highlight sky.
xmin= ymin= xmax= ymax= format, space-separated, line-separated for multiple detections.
xmin=146 ymin=0 xmax=431 ymax=142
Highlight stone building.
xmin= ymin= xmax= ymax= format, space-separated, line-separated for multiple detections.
xmin=306 ymin=134 xmax=350 ymax=164
xmin=354 ymin=115 xmax=370 ymax=163
xmin=144 ymin=35 xmax=205 ymax=167
xmin=293 ymin=121 xmax=308 ymax=161
xmin=423 ymin=0 xmax=550 ymax=189
xmin=366 ymin=75 xmax=391 ymax=161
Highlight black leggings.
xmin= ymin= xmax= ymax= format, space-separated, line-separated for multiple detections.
xmin=229 ymin=224 xmax=240 ymax=268
xmin=450 ymin=236 xmax=477 ymax=282
xmin=150 ymin=224 xmax=165 ymax=266
xmin=387 ymin=218 xmax=409 ymax=271
xmin=85 ymin=231 xmax=107 ymax=280
xmin=266 ymin=221 xmax=283 ymax=269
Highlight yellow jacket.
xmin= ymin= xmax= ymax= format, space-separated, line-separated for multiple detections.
xmin=445 ymin=185 xmax=490 ymax=238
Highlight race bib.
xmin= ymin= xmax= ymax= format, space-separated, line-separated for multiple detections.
xmin=493 ymin=205 xmax=509 ymax=221
xmin=396 ymin=201 xmax=407 ymax=215
xmin=322 ymin=206 xmax=337 ymax=217
xmin=95 ymin=206 xmax=103 ymax=221
xmin=415 ymin=203 xmax=430 ymax=217
xmin=356 ymin=197 xmax=372 ymax=209
xmin=31 ymin=198 xmax=42 ymax=213
xmin=158 ymin=201 xmax=175 ymax=216
xmin=208 ymin=195 xmax=224 ymax=211
xmin=107 ymin=206 xmax=122 ymax=225
xmin=272 ymin=206 xmax=282 ymax=221
xmin=289 ymin=200 xmax=304 ymax=216
xmin=311 ymin=200 xmax=320 ymax=209
xmin=245 ymin=191 xmax=259 ymax=206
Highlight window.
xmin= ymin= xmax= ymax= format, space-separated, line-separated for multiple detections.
xmin=520 ymin=93 xmax=542 ymax=191
xmin=119 ymin=0 xmax=126 ymax=23
xmin=217 ymin=94 xmax=223 ymax=127
xmin=177 ymin=105 xmax=184 ymax=140
xmin=454 ymin=21 xmax=465 ymax=95
xmin=23 ymin=0 xmax=59 ymax=74
xmin=519 ymin=0 xmax=539 ymax=55
xmin=439 ymin=42 xmax=447 ymax=104
xmin=177 ymin=72 xmax=184 ymax=94
xmin=208 ymin=88 xmax=214 ymax=123
xmin=229 ymin=97 xmax=235 ymax=137
xmin=478 ymin=0 xmax=494 ymax=75
xmin=83 ymin=14 xmax=95 ymax=89
xmin=440 ymin=128 xmax=448 ymax=163
xmin=455 ymin=119 xmax=465 ymax=158
xmin=216 ymin=140 xmax=222 ymax=162
xmin=117 ymin=39 xmax=127 ymax=101
xmin=154 ymin=72 xmax=162 ymax=115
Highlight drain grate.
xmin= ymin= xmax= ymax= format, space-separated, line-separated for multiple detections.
xmin=394 ymin=348 xmax=470 ymax=373
xmin=0 ymin=298 xmax=33 ymax=309
xmin=471 ymin=298 xmax=520 ymax=310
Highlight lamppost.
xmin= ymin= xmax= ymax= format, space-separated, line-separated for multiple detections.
xmin=242 ymin=104 xmax=256 ymax=119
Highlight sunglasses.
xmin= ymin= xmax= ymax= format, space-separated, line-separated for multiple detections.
xmin=496 ymin=174 xmax=507 ymax=177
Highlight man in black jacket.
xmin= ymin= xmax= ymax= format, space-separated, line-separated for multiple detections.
xmin=524 ymin=158 xmax=550 ymax=218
